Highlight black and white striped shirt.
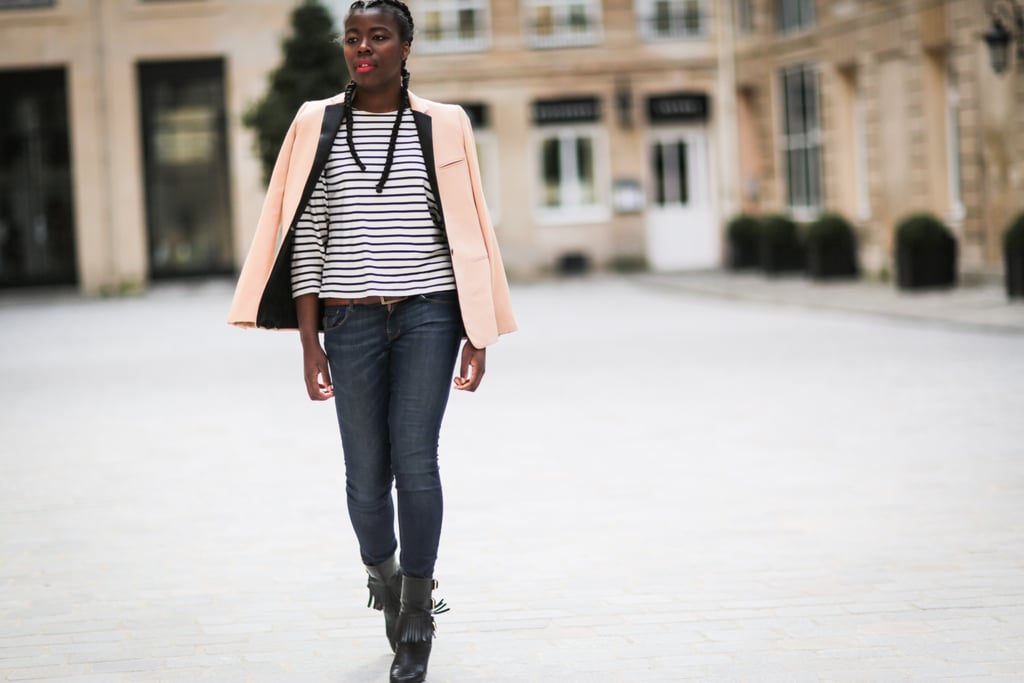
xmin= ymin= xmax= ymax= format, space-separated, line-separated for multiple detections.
xmin=290 ymin=108 xmax=456 ymax=299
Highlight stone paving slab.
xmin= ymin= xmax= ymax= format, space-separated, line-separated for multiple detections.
xmin=1 ymin=276 xmax=1023 ymax=682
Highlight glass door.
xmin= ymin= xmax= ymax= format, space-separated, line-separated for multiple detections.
xmin=0 ymin=68 xmax=77 ymax=288
xmin=138 ymin=59 xmax=233 ymax=278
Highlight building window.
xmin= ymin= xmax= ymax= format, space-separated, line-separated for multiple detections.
xmin=945 ymin=65 xmax=964 ymax=222
xmin=415 ymin=0 xmax=489 ymax=53
xmin=636 ymin=0 xmax=706 ymax=39
xmin=780 ymin=64 xmax=822 ymax=214
xmin=775 ymin=0 xmax=814 ymax=33
xmin=735 ymin=0 xmax=754 ymax=33
xmin=532 ymin=97 xmax=607 ymax=222
xmin=542 ymin=131 xmax=597 ymax=208
xmin=524 ymin=0 xmax=602 ymax=48
xmin=0 ymin=0 xmax=55 ymax=7
xmin=651 ymin=140 xmax=688 ymax=206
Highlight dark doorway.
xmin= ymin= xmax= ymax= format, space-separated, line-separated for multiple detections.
xmin=138 ymin=59 xmax=233 ymax=279
xmin=0 ymin=68 xmax=77 ymax=288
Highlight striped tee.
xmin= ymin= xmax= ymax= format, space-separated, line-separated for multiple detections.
xmin=290 ymin=108 xmax=456 ymax=299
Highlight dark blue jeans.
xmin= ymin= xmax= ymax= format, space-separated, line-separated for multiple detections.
xmin=322 ymin=291 xmax=462 ymax=579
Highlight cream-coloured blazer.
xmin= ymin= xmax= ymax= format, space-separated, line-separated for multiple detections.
xmin=227 ymin=91 xmax=516 ymax=348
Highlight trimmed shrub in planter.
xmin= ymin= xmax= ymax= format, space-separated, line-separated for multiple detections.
xmin=758 ymin=214 xmax=804 ymax=274
xmin=894 ymin=213 xmax=957 ymax=290
xmin=1004 ymin=212 xmax=1024 ymax=300
xmin=805 ymin=212 xmax=859 ymax=280
xmin=726 ymin=214 xmax=760 ymax=270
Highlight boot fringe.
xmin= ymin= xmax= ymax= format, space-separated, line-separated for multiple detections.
xmin=365 ymin=565 xmax=402 ymax=613
xmin=368 ymin=589 xmax=395 ymax=614
xmin=396 ymin=614 xmax=435 ymax=644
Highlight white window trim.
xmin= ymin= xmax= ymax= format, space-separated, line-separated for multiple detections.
xmin=635 ymin=0 xmax=708 ymax=41
xmin=414 ymin=0 xmax=491 ymax=54
xmin=532 ymin=124 xmax=610 ymax=225
xmin=523 ymin=0 xmax=603 ymax=49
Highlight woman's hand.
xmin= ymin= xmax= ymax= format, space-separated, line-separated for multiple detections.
xmin=294 ymin=293 xmax=333 ymax=401
xmin=454 ymin=341 xmax=486 ymax=392
xmin=302 ymin=343 xmax=334 ymax=400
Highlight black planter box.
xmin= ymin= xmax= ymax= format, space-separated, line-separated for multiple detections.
xmin=759 ymin=241 xmax=804 ymax=274
xmin=728 ymin=238 xmax=759 ymax=270
xmin=806 ymin=242 xmax=858 ymax=280
xmin=1006 ymin=248 xmax=1024 ymax=300
xmin=896 ymin=233 xmax=957 ymax=290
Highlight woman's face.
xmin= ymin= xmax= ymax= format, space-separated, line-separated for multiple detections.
xmin=343 ymin=9 xmax=410 ymax=94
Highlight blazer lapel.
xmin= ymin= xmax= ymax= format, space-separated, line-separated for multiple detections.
xmin=411 ymin=109 xmax=447 ymax=235
xmin=256 ymin=103 xmax=345 ymax=329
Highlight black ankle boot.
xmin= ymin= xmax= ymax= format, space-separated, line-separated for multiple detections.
xmin=389 ymin=577 xmax=447 ymax=683
xmin=365 ymin=555 xmax=402 ymax=653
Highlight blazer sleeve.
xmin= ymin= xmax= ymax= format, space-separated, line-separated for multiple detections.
xmin=459 ymin=107 xmax=517 ymax=338
xmin=227 ymin=102 xmax=310 ymax=327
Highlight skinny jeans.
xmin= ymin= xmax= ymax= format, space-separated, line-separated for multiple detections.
xmin=322 ymin=290 xmax=462 ymax=579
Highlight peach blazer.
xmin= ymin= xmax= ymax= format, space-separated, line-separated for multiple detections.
xmin=227 ymin=91 xmax=516 ymax=348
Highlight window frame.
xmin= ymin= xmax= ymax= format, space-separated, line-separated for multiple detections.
xmin=779 ymin=63 xmax=823 ymax=217
xmin=523 ymin=0 xmax=603 ymax=49
xmin=735 ymin=0 xmax=754 ymax=34
xmin=532 ymin=124 xmax=610 ymax=224
xmin=413 ymin=0 xmax=491 ymax=54
xmin=635 ymin=0 xmax=708 ymax=41
xmin=775 ymin=0 xmax=814 ymax=35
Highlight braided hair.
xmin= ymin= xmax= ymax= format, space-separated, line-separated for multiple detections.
xmin=343 ymin=0 xmax=415 ymax=193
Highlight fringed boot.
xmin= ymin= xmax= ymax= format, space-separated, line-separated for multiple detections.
xmin=389 ymin=576 xmax=448 ymax=683
xmin=365 ymin=555 xmax=403 ymax=653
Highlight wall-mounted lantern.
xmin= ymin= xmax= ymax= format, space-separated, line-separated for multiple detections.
xmin=983 ymin=0 xmax=1024 ymax=74
xmin=615 ymin=80 xmax=633 ymax=129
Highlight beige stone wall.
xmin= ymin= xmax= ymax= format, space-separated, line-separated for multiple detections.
xmin=4 ymin=0 xmax=1017 ymax=287
xmin=734 ymin=0 xmax=1024 ymax=276
xmin=0 ymin=0 xmax=292 ymax=293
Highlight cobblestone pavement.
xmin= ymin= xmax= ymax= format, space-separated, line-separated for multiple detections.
xmin=1 ymin=276 xmax=1023 ymax=682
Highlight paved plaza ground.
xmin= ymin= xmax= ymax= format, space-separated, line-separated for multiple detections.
xmin=1 ymin=274 xmax=1023 ymax=682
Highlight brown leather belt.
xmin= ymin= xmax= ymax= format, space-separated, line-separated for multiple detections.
xmin=323 ymin=295 xmax=409 ymax=306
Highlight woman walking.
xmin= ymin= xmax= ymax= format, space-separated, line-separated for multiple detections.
xmin=228 ymin=2 xmax=516 ymax=680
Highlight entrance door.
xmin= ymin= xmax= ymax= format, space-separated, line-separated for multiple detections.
xmin=644 ymin=127 xmax=717 ymax=271
xmin=138 ymin=59 xmax=233 ymax=278
xmin=0 ymin=68 xmax=77 ymax=287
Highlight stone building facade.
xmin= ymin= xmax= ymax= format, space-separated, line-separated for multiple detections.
xmin=0 ymin=0 xmax=296 ymax=293
xmin=732 ymin=0 xmax=1024 ymax=276
xmin=0 ymin=0 xmax=1020 ymax=293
